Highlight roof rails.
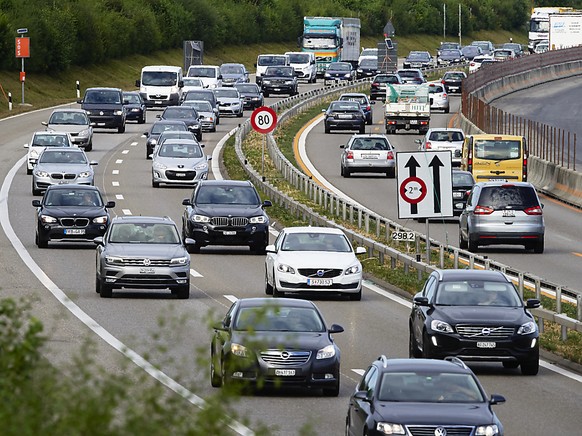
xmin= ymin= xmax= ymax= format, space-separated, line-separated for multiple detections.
xmin=444 ymin=356 xmax=468 ymax=369
xmin=377 ymin=355 xmax=390 ymax=368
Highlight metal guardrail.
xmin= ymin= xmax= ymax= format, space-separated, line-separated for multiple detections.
xmin=231 ymin=78 xmax=582 ymax=335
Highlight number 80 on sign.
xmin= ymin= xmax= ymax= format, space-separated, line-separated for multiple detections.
xmin=250 ymin=106 xmax=278 ymax=134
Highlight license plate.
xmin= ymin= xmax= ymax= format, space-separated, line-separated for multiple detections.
xmin=97 ymin=123 xmax=106 ymax=126
xmin=139 ymin=268 xmax=155 ymax=274
xmin=154 ymin=101 xmax=163 ymax=104
xmin=174 ymin=173 xmax=186 ymax=177
xmin=64 ymin=229 xmax=85 ymax=235
xmin=453 ymin=192 xmax=464 ymax=199
xmin=489 ymin=178 xmax=507 ymax=182
xmin=275 ymin=369 xmax=296 ymax=376
xmin=307 ymin=278 xmax=332 ymax=286
xmin=362 ymin=154 xmax=379 ymax=159
xmin=476 ymin=341 xmax=496 ymax=348
xmin=338 ymin=114 xmax=352 ymax=119
xmin=410 ymin=120 xmax=418 ymax=124
xmin=223 ymin=230 xmax=236 ymax=236
xmin=502 ymin=210 xmax=515 ymax=217
xmin=273 ymin=88 xmax=281 ymax=91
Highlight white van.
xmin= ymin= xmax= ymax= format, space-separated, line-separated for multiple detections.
xmin=254 ymin=54 xmax=289 ymax=85
xmin=136 ymin=65 xmax=183 ymax=107
xmin=285 ymin=52 xmax=316 ymax=83
xmin=186 ymin=65 xmax=222 ymax=89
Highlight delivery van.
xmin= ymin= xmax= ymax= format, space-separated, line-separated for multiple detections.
xmin=136 ymin=65 xmax=183 ymax=107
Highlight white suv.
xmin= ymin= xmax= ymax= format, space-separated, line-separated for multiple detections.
xmin=285 ymin=51 xmax=316 ymax=83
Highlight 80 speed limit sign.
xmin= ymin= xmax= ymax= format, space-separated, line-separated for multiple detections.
xmin=250 ymin=106 xmax=278 ymax=134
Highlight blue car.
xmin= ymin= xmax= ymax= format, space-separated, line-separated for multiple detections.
xmin=338 ymin=92 xmax=374 ymax=125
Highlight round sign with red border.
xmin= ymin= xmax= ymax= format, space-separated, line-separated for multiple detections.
xmin=399 ymin=176 xmax=427 ymax=204
xmin=250 ymin=106 xmax=277 ymax=134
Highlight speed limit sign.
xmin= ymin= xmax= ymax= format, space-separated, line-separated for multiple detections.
xmin=250 ymin=106 xmax=277 ymax=134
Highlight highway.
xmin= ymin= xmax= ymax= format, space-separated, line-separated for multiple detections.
xmin=0 ymin=80 xmax=581 ymax=435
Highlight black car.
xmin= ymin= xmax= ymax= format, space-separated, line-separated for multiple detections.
xmin=323 ymin=62 xmax=356 ymax=85
xmin=157 ymin=106 xmax=202 ymax=141
xmin=452 ymin=169 xmax=476 ymax=216
xmin=211 ymin=297 xmax=343 ymax=395
xmin=181 ymin=180 xmax=272 ymax=253
xmin=409 ymin=269 xmax=541 ymax=375
xmin=182 ymin=89 xmax=220 ymax=125
xmin=144 ymin=120 xmax=189 ymax=159
xmin=346 ymin=355 xmax=506 ymax=436
xmin=370 ymin=73 xmax=403 ymax=101
xmin=437 ymin=49 xmax=465 ymax=65
xmin=234 ymin=83 xmax=264 ymax=109
xmin=338 ymin=93 xmax=374 ymax=125
xmin=403 ymin=50 xmax=433 ymax=69
xmin=323 ymin=100 xmax=366 ymax=134
xmin=441 ymin=70 xmax=467 ymax=94
xmin=356 ymin=57 xmax=380 ymax=79
xmin=260 ymin=66 xmax=298 ymax=97
xmin=78 ymin=87 xmax=126 ymax=133
xmin=461 ymin=45 xmax=483 ymax=61
xmin=396 ymin=68 xmax=426 ymax=84
xmin=123 ymin=91 xmax=147 ymax=124
xmin=32 ymin=184 xmax=114 ymax=248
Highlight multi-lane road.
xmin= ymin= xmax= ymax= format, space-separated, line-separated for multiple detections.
xmin=1 ymin=79 xmax=581 ymax=435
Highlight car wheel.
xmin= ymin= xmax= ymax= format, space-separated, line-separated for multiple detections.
xmin=263 ymin=92 xmax=269 ymax=98
xmin=273 ymin=284 xmax=284 ymax=298
xmin=533 ymin=239 xmax=544 ymax=254
xmin=175 ymin=284 xmax=190 ymax=299
xmin=502 ymin=361 xmax=520 ymax=369
xmin=100 ymin=281 xmax=113 ymax=298
xmin=324 ymin=123 xmax=330 ymax=134
xmin=187 ymin=242 xmax=201 ymax=254
xmin=359 ymin=125 xmax=365 ymax=134
xmin=386 ymin=168 xmax=395 ymax=178
xmin=210 ymin=347 xmax=223 ymax=388
xmin=366 ymin=116 xmax=372 ymax=125
xmin=468 ymin=236 xmax=478 ymax=253
xmin=95 ymin=276 xmax=101 ymax=293
xmin=444 ymin=106 xmax=450 ymax=114
xmin=32 ymin=180 xmax=42 ymax=196
xmin=152 ymin=179 xmax=160 ymax=188
xmin=85 ymin=141 xmax=93 ymax=152
xmin=343 ymin=167 xmax=351 ymax=178
xmin=118 ymin=123 xmax=126 ymax=134
xmin=251 ymin=243 xmax=266 ymax=255
xmin=26 ymin=167 xmax=32 ymax=175
xmin=459 ymin=227 xmax=468 ymax=250
xmin=146 ymin=148 xmax=152 ymax=160
xmin=216 ymin=116 xmax=220 ymax=125
xmin=322 ymin=380 xmax=340 ymax=397
xmin=409 ymin=327 xmax=422 ymax=358
xmin=520 ymin=349 xmax=539 ymax=375
xmin=421 ymin=330 xmax=433 ymax=358
xmin=265 ymin=269 xmax=274 ymax=295
xmin=348 ymin=289 xmax=362 ymax=301
xmin=35 ymin=231 xmax=48 ymax=248
xmin=237 ymin=111 xmax=243 ymax=118
xmin=211 ymin=125 xmax=217 ymax=132
xmin=139 ymin=113 xmax=146 ymax=124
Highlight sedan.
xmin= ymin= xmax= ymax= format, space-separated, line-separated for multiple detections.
xmin=323 ymin=62 xmax=356 ymax=85
xmin=219 ymin=63 xmax=249 ymax=86
xmin=265 ymin=226 xmax=367 ymax=300
xmin=396 ymin=68 xmax=425 ymax=84
xmin=370 ymin=73 xmax=403 ymax=101
xmin=181 ymin=100 xmax=217 ymax=132
xmin=122 ymin=91 xmax=147 ymax=124
xmin=340 ymin=134 xmax=395 ymax=178
xmin=441 ymin=70 xmax=467 ymax=94
xmin=24 ymin=131 xmax=73 ymax=175
xmin=234 ymin=83 xmax=264 ymax=110
xmin=338 ymin=92 xmax=374 ymax=125
xmin=356 ymin=57 xmax=380 ymax=79
xmin=157 ymin=106 xmax=202 ymax=140
xmin=42 ymin=108 xmax=94 ymax=151
xmin=32 ymin=184 xmax=114 ymax=248
xmin=32 ymin=147 xmax=97 ymax=196
xmin=213 ymin=87 xmax=244 ymax=117
xmin=403 ymin=50 xmax=433 ymax=69
xmin=151 ymin=139 xmax=210 ymax=187
xmin=143 ymin=119 xmax=190 ymax=159
xmin=323 ymin=101 xmax=366 ymax=134
xmin=211 ymin=297 xmax=344 ymax=396
xmin=438 ymin=48 xmax=465 ymax=65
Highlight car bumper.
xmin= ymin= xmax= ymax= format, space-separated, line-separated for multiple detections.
xmin=275 ymin=271 xmax=362 ymax=294
xmin=152 ymin=168 xmax=208 ymax=185
xmin=69 ymin=135 xmax=91 ymax=147
xmin=38 ymin=223 xmax=108 ymax=243
xmin=187 ymin=223 xmax=269 ymax=247
xmin=261 ymin=84 xmax=296 ymax=94
xmin=141 ymin=93 xmax=181 ymax=107
xmin=99 ymin=264 xmax=190 ymax=290
xmin=199 ymin=119 xmax=216 ymax=131
xmin=344 ymin=160 xmax=395 ymax=172
xmin=126 ymin=109 xmax=145 ymax=120
xmin=87 ymin=114 xmax=124 ymax=129
xmin=33 ymin=177 xmax=94 ymax=192
xmin=217 ymin=104 xmax=243 ymax=115
xmin=325 ymin=119 xmax=365 ymax=131
xmin=241 ymin=98 xmax=263 ymax=109
xmin=444 ymin=83 xmax=463 ymax=93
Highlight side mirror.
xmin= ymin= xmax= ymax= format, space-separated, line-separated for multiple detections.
xmin=41 ymin=121 xmax=48 ymax=126
xmin=178 ymin=80 xmax=184 ymax=88
xmin=525 ymin=299 xmax=540 ymax=309
xmin=353 ymin=391 xmax=369 ymax=401
xmin=77 ymin=99 xmax=83 ymax=104
xmin=106 ymin=201 xmax=116 ymax=208
xmin=413 ymin=295 xmax=430 ymax=306
xmin=89 ymin=161 xmax=98 ymax=166
xmin=182 ymin=198 xmax=192 ymax=206
xmin=266 ymin=244 xmax=276 ymax=253
xmin=414 ymin=139 xmax=422 ymax=144
xmin=212 ymin=321 xmax=228 ymax=331
xmin=328 ymin=324 xmax=344 ymax=334
xmin=207 ymin=156 xmax=212 ymax=161
xmin=184 ymin=237 xmax=196 ymax=246
xmin=370 ymin=101 xmax=375 ymax=105
xmin=355 ymin=247 xmax=367 ymax=255
xmin=143 ymin=132 xmax=149 ymax=137
xmin=156 ymin=114 xmax=161 ymax=119
xmin=24 ymin=143 xmax=29 ymax=148
xmin=262 ymin=200 xmax=272 ymax=208
xmin=135 ymin=80 xmax=141 ymax=87
xmin=32 ymin=199 xmax=41 ymax=207
xmin=339 ymin=144 xmax=345 ymax=149
xmin=490 ymin=394 xmax=506 ymax=405
xmin=93 ymin=236 xmax=104 ymax=246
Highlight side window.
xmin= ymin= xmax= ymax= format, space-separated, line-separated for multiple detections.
xmin=358 ymin=366 xmax=378 ymax=395
xmin=273 ymin=232 xmax=285 ymax=251
xmin=425 ymin=276 xmax=438 ymax=302
xmin=466 ymin=185 xmax=479 ymax=208
xmin=422 ymin=275 xmax=436 ymax=298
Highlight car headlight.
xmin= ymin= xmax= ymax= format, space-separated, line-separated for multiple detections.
xmin=475 ymin=424 xmax=500 ymax=436
xmin=431 ymin=319 xmax=454 ymax=333
xmin=249 ymin=215 xmax=266 ymax=224
xmin=131 ymin=108 xmax=140 ymax=112
xmin=316 ymin=344 xmax=336 ymax=360
xmin=357 ymin=69 xmax=363 ymax=72
xmin=30 ymin=149 xmax=39 ymax=158
xmin=277 ymin=263 xmax=295 ymax=274
xmin=284 ymin=80 xmax=294 ymax=85
xmin=324 ymin=73 xmax=331 ymax=78
xmin=34 ymin=170 xmax=50 ymax=178
xmin=105 ymin=256 xmax=124 ymax=265
xmin=78 ymin=171 xmax=92 ymax=178
xmin=170 ymin=256 xmax=189 ymax=265
xmin=192 ymin=214 xmax=210 ymax=223
xmin=343 ymin=73 xmax=351 ymax=78
xmin=153 ymin=161 xmax=167 ymax=170
xmin=85 ymin=110 xmax=93 ymax=115
xmin=376 ymin=422 xmax=405 ymax=435
xmin=78 ymin=129 xmax=90 ymax=138
xmin=344 ymin=264 xmax=361 ymax=275
xmin=40 ymin=215 xmax=57 ymax=224
xmin=517 ymin=321 xmax=537 ymax=335
xmin=93 ymin=216 xmax=108 ymax=224
xmin=188 ymin=124 xmax=199 ymax=130
xmin=263 ymin=80 xmax=271 ymax=85
xmin=114 ymin=110 xmax=123 ymax=116
xmin=231 ymin=343 xmax=248 ymax=357
xmin=194 ymin=162 xmax=208 ymax=171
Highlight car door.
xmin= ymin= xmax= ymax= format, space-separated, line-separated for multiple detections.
xmin=348 ymin=365 xmax=378 ymax=434
xmin=265 ymin=231 xmax=284 ymax=286
xmin=411 ymin=274 xmax=437 ymax=344
xmin=460 ymin=184 xmax=479 ymax=239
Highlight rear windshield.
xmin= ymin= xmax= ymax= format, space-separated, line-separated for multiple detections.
xmin=474 ymin=139 xmax=521 ymax=160
xmin=478 ymin=185 xmax=539 ymax=210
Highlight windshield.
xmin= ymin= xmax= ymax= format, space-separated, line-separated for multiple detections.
xmin=158 ymin=143 xmax=202 ymax=158
xmin=195 ymin=185 xmax=260 ymax=205
xmin=32 ymin=134 xmax=70 ymax=147
xmin=183 ymin=78 xmax=203 ymax=87
xmin=151 ymin=122 xmax=188 ymax=134
xmin=287 ymin=53 xmax=310 ymax=63
xmin=141 ymin=71 xmax=178 ymax=87
xmin=281 ymin=232 xmax=352 ymax=252
xmin=441 ymin=49 xmax=460 ymax=57
xmin=408 ymin=52 xmax=429 ymax=60
xmin=162 ymin=107 xmax=197 ymax=119
xmin=39 ymin=150 xmax=87 ymax=164
xmin=257 ymin=56 xmax=288 ymax=66
xmin=359 ymin=58 xmax=377 ymax=67
xmin=184 ymin=91 xmax=213 ymax=103
xmin=302 ymin=35 xmax=337 ymax=49
xmin=235 ymin=84 xmax=259 ymax=93
xmin=329 ymin=63 xmax=350 ymax=72
xmin=234 ymin=306 xmax=324 ymax=332
xmin=265 ymin=67 xmax=293 ymax=77
xmin=435 ymin=280 xmax=522 ymax=306
xmin=214 ymin=89 xmax=239 ymax=98
xmin=49 ymin=111 xmax=88 ymax=125
xmin=452 ymin=172 xmax=474 ymax=186
xmin=474 ymin=139 xmax=521 ymax=160
xmin=84 ymin=90 xmax=121 ymax=104
xmin=188 ymin=67 xmax=217 ymax=78
xmin=109 ymin=223 xmax=180 ymax=244
xmin=530 ymin=19 xmax=549 ymax=33
xmin=444 ymin=72 xmax=465 ymax=80
xmin=185 ymin=101 xmax=212 ymax=111
xmin=360 ymin=49 xmax=377 ymax=57
xmin=330 ymin=101 xmax=360 ymax=111
xmin=428 ymin=85 xmax=445 ymax=94
xmin=220 ymin=64 xmax=244 ymax=74
xmin=44 ymin=189 xmax=103 ymax=207
xmin=123 ymin=93 xmax=141 ymax=104
xmin=478 ymin=185 xmax=540 ymax=211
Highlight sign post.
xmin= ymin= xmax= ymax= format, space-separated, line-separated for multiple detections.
xmin=15 ymin=28 xmax=29 ymax=106
xmin=250 ymin=106 xmax=278 ymax=181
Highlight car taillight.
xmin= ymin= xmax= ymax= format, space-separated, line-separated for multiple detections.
xmin=523 ymin=155 xmax=528 ymax=181
xmin=371 ymin=82 xmax=379 ymax=88
xmin=366 ymin=105 xmax=371 ymax=111
xmin=470 ymin=62 xmax=475 ymax=67
xmin=442 ymin=93 xmax=447 ymax=98
xmin=346 ymin=151 xmax=354 ymax=159
xmin=474 ymin=205 xmax=494 ymax=215
xmin=442 ymin=79 xmax=445 ymax=84
xmin=524 ymin=206 xmax=543 ymax=215
xmin=387 ymin=151 xmax=394 ymax=159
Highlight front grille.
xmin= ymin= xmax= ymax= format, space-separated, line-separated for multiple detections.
xmin=148 ymin=94 xmax=168 ymax=100
xmin=298 ymin=268 xmax=343 ymax=278
xmin=120 ymin=258 xmax=172 ymax=266
xmin=210 ymin=216 xmax=249 ymax=227
xmin=456 ymin=325 xmax=515 ymax=339
xmin=51 ymin=173 xmax=77 ymax=180
xmin=60 ymin=218 xmax=90 ymax=227
xmin=260 ymin=350 xmax=311 ymax=366
xmin=165 ymin=170 xmax=196 ymax=180
xmin=407 ymin=426 xmax=474 ymax=436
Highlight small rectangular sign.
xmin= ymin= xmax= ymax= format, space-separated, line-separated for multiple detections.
xmin=15 ymin=37 xmax=30 ymax=58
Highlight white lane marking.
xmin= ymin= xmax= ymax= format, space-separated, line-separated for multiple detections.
xmin=352 ymin=369 xmax=365 ymax=376
xmin=112 ymin=170 xmax=119 ymax=175
xmin=131 ymin=142 xmax=138 ymax=147
xmin=190 ymin=269 xmax=203 ymax=278
xmin=212 ymin=127 xmax=238 ymax=180
xmin=122 ymin=209 xmax=132 ymax=215
xmin=115 ymin=194 xmax=124 ymax=200
xmin=112 ymin=181 xmax=119 ymax=187
xmin=540 ymin=360 xmax=582 ymax=382
xmin=224 ymin=295 xmax=238 ymax=303
xmin=0 ymin=156 xmax=254 ymax=436
xmin=116 ymin=159 xmax=123 ymax=164
xmin=364 ymin=280 xmax=412 ymax=309
xmin=122 ymin=150 xmax=129 ymax=154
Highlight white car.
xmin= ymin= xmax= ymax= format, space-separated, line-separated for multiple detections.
xmin=358 ymin=47 xmax=378 ymax=65
xmin=24 ymin=131 xmax=73 ymax=175
xmin=265 ymin=226 xmax=367 ymax=301
xmin=181 ymin=77 xmax=205 ymax=95
xmin=468 ymin=55 xmax=493 ymax=73
xmin=415 ymin=127 xmax=465 ymax=166
xmin=186 ymin=65 xmax=222 ymax=89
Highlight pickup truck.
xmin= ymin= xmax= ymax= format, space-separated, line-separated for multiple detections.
xmin=384 ymin=84 xmax=430 ymax=134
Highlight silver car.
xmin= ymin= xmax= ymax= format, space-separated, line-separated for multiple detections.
xmin=340 ymin=134 xmax=396 ymax=178
xmin=181 ymin=100 xmax=217 ymax=132
xmin=213 ymin=87 xmax=243 ymax=117
xmin=42 ymin=108 xmax=94 ymax=151
xmin=151 ymin=139 xmax=210 ymax=187
xmin=24 ymin=131 xmax=73 ymax=175
xmin=94 ymin=216 xmax=195 ymax=299
xmin=32 ymin=147 xmax=97 ymax=196
xmin=415 ymin=128 xmax=465 ymax=166
xmin=459 ymin=181 xmax=545 ymax=253
xmin=428 ymin=82 xmax=450 ymax=113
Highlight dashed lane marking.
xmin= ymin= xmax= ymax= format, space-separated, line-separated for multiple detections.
xmin=122 ymin=209 xmax=132 ymax=215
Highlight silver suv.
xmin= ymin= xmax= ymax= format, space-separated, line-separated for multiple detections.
xmin=459 ymin=182 xmax=545 ymax=253
xmin=94 ymin=216 xmax=195 ymax=298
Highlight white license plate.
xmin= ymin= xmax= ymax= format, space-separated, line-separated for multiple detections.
xmin=275 ymin=369 xmax=296 ymax=376
xmin=489 ymin=178 xmax=507 ymax=182
xmin=502 ymin=210 xmax=515 ymax=217
xmin=223 ymin=231 xmax=236 ymax=236
xmin=362 ymin=154 xmax=379 ymax=159
xmin=64 ymin=229 xmax=85 ymax=235
xmin=338 ymin=114 xmax=352 ymax=119
xmin=307 ymin=278 xmax=332 ymax=286
xmin=273 ymin=88 xmax=281 ymax=91
xmin=410 ymin=120 xmax=418 ymax=124
xmin=154 ymin=101 xmax=163 ymax=104
xmin=453 ymin=192 xmax=464 ymax=199
xmin=174 ymin=173 xmax=186 ymax=177
xmin=476 ymin=341 xmax=496 ymax=348
xmin=97 ymin=123 xmax=106 ymax=126
xmin=139 ymin=268 xmax=155 ymax=274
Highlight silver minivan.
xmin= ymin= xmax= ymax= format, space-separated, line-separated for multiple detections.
xmin=459 ymin=181 xmax=545 ymax=253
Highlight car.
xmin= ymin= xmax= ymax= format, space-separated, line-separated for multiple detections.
xmin=219 ymin=63 xmax=249 ymax=86
xmin=340 ymin=134 xmax=395 ymax=178
xmin=346 ymin=355 xmax=506 ymax=436
xmin=260 ymin=66 xmax=299 ymax=97
xmin=427 ymin=82 xmax=450 ymax=113
xmin=502 ymin=42 xmax=525 ymax=57
xmin=210 ymin=297 xmax=343 ymax=395
xmin=369 ymin=73 xmax=403 ymax=100
xmin=471 ymin=40 xmax=495 ymax=55
xmin=493 ymin=48 xmax=516 ymax=61
xmin=24 ymin=131 xmax=73 ymax=175
xmin=323 ymin=100 xmax=366 ymax=134
xmin=254 ymin=53 xmax=289 ymax=85
xmin=285 ymin=51 xmax=317 ymax=83
xmin=233 ymin=83 xmax=264 ymax=110
xmin=32 ymin=147 xmax=97 ymax=196
xmin=181 ymin=77 xmax=205 ymax=94
xmin=265 ymin=226 xmax=366 ymax=300
xmin=396 ymin=68 xmax=425 ymax=84
xmin=94 ymin=216 xmax=194 ymax=299
xmin=534 ymin=40 xmax=549 ymax=54
xmin=143 ymin=119 xmax=190 ymax=159
xmin=452 ymin=169 xmax=476 ymax=216
xmin=478 ymin=57 xmax=500 ymax=71
xmin=338 ymin=92 xmax=374 ymax=125
xmin=415 ymin=127 xmax=465 ymax=166
xmin=461 ymin=44 xmax=483 ymax=60
xmin=181 ymin=100 xmax=217 ymax=132
xmin=186 ymin=65 xmax=222 ymax=89
xmin=151 ymin=139 xmax=210 ymax=187
xmin=355 ymin=57 xmax=381 ymax=79
xmin=403 ymin=50 xmax=433 ymax=69
xmin=213 ymin=87 xmax=244 ymax=116
xmin=441 ymin=70 xmax=467 ymax=94
xmin=156 ymin=130 xmax=199 ymax=148
xmin=437 ymin=41 xmax=461 ymax=57
xmin=32 ymin=184 xmax=114 ymax=248
xmin=78 ymin=87 xmax=126 ymax=133
xmin=157 ymin=106 xmax=202 ymax=140
xmin=437 ymin=48 xmax=465 ymax=65
xmin=182 ymin=89 xmax=220 ymax=125
xmin=323 ymin=62 xmax=356 ymax=85
xmin=469 ymin=54 xmax=494 ymax=73
xmin=122 ymin=91 xmax=147 ymax=124
xmin=459 ymin=181 xmax=545 ymax=253
xmin=358 ymin=47 xmax=378 ymax=65
xmin=409 ymin=268 xmax=541 ymax=375
xmin=42 ymin=108 xmax=94 ymax=151
xmin=181 ymin=180 xmax=272 ymax=254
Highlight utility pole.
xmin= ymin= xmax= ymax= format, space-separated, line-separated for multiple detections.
xmin=443 ymin=4 xmax=446 ymax=40
xmin=458 ymin=3 xmax=462 ymax=46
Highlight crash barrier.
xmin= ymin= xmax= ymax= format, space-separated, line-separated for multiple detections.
xmin=231 ymin=78 xmax=582 ymax=339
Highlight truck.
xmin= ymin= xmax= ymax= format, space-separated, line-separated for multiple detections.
xmin=549 ymin=12 xmax=582 ymax=50
xmin=298 ymin=17 xmax=361 ymax=76
xmin=528 ymin=6 xmax=574 ymax=52
xmin=384 ymin=84 xmax=430 ymax=134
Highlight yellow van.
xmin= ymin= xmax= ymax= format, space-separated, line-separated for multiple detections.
xmin=461 ymin=134 xmax=528 ymax=182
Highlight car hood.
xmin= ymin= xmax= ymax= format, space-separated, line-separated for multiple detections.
xmin=215 ymin=97 xmax=241 ymax=103
xmin=232 ymin=331 xmax=332 ymax=351
xmin=105 ymin=243 xmax=188 ymax=259
xmin=40 ymin=206 xmax=106 ymax=217
xmin=35 ymin=163 xmax=92 ymax=173
xmin=154 ymin=156 xmax=206 ymax=168
xmin=375 ymin=402 xmax=494 ymax=426
xmin=275 ymin=251 xmax=359 ymax=268
xmin=221 ymin=73 xmax=244 ymax=80
xmin=436 ymin=306 xmax=527 ymax=325
xmin=48 ymin=124 xmax=88 ymax=134
xmin=195 ymin=204 xmax=264 ymax=218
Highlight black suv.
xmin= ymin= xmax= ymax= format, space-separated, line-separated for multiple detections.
xmin=409 ymin=269 xmax=540 ymax=375
xmin=260 ymin=66 xmax=298 ymax=97
xmin=78 ymin=87 xmax=127 ymax=133
xmin=181 ymin=180 xmax=272 ymax=253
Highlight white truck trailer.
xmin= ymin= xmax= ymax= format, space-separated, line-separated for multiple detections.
xmin=549 ymin=12 xmax=582 ymax=50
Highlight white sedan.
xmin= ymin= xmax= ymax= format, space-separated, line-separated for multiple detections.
xmin=265 ymin=227 xmax=367 ymax=301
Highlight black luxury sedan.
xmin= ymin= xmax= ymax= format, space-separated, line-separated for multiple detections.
xmin=122 ymin=91 xmax=147 ymax=124
xmin=260 ymin=66 xmax=299 ymax=97
xmin=323 ymin=100 xmax=366 ymax=134
xmin=181 ymin=180 xmax=272 ymax=254
xmin=157 ymin=106 xmax=202 ymax=141
xmin=346 ymin=355 xmax=505 ymax=436
xmin=234 ymin=83 xmax=264 ymax=110
xmin=409 ymin=269 xmax=540 ymax=375
xmin=32 ymin=184 xmax=115 ymax=248
xmin=211 ymin=297 xmax=343 ymax=395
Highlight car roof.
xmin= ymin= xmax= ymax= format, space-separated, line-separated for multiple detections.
xmin=475 ymin=181 xmax=534 ymax=188
xmin=111 ymin=216 xmax=176 ymax=224
xmin=469 ymin=134 xmax=522 ymax=140
xmin=340 ymin=93 xmax=367 ymax=98
xmin=33 ymin=131 xmax=70 ymax=136
xmin=237 ymin=297 xmax=316 ymax=310
xmin=282 ymin=226 xmax=344 ymax=235
xmin=152 ymin=119 xmax=189 ymax=125
xmin=350 ymin=133 xmax=390 ymax=140
xmin=426 ymin=127 xmax=464 ymax=134
xmin=373 ymin=357 xmax=472 ymax=374
xmin=85 ymin=87 xmax=122 ymax=92
xmin=434 ymin=268 xmax=510 ymax=283
xmin=45 ymin=184 xmax=100 ymax=192
xmin=41 ymin=146 xmax=84 ymax=152
xmin=51 ymin=108 xmax=88 ymax=114
xmin=159 ymin=139 xmax=200 ymax=146
xmin=197 ymin=179 xmax=253 ymax=187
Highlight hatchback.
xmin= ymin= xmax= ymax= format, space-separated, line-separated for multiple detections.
xmin=471 ymin=40 xmax=494 ymax=55
xmin=427 ymin=82 xmax=449 ymax=113
xmin=415 ymin=127 xmax=465 ymax=166
xmin=461 ymin=45 xmax=483 ymax=60
xmin=396 ymin=68 xmax=425 ymax=84
xmin=24 ymin=131 xmax=73 ymax=175
xmin=151 ymin=139 xmax=210 ymax=187
xmin=234 ymin=83 xmax=264 ymax=110
xmin=340 ymin=134 xmax=395 ymax=178
xmin=42 ymin=108 xmax=94 ymax=151
xmin=441 ymin=70 xmax=467 ymax=94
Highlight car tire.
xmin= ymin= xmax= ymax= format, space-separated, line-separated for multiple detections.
xmin=85 ymin=142 xmax=93 ymax=152
xmin=146 ymin=148 xmax=152 ymax=160
xmin=95 ymin=276 xmax=101 ymax=293
xmin=216 ymin=116 xmax=220 ymax=125
xmin=533 ymin=239 xmax=544 ymax=254
xmin=324 ymin=123 xmax=330 ymax=134
xmin=343 ymin=167 xmax=351 ymax=178
xmin=421 ymin=330 xmax=433 ymax=358
xmin=210 ymin=348 xmax=223 ymax=388
xmin=386 ymin=168 xmax=395 ymax=178
xmin=322 ymin=380 xmax=340 ymax=397
xmin=459 ymin=227 xmax=468 ymax=250
xmin=35 ymin=231 xmax=48 ymax=248
xmin=211 ymin=125 xmax=217 ymax=132
xmin=175 ymin=284 xmax=190 ymax=299
xmin=359 ymin=125 xmax=365 ymax=134
xmin=468 ymin=236 xmax=478 ymax=253
xmin=251 ymin=243 xmax=267 ymax=255
xmin=348 ymin=289 xmax=362 ymax=301
xmin=265 ymin=269 xmax=274 ymax=295
xmin=263 ymin=92 xmax=269 ymax=98
xmin=366 ymin=116 xmax=372 ymax=125
xmin=520 ymin=349 xmax=539 ymax=375
xmin=32 ymin=181 xmax=42 ymax=197
xmin=409 ymin=327 xmax=422 ymax=358
xmin=118 ymin=123 xmax=126 ymax=134
xmin=152 ymin=179 xmax=160 ymax=188
xmin=27 ymin=167 xmax=33 ymax=175
xmin=100 ymin=281 xmax=113 ymax=298
xmin=444 ymin=106 xmax=450 ymax=114
xmin=139 ymin=113 xmax=146 ymax=124
xmin=273 ymin=284 xmax=284 ymax=298
xmin=237 ymin=111 xmax=243 ymax=118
